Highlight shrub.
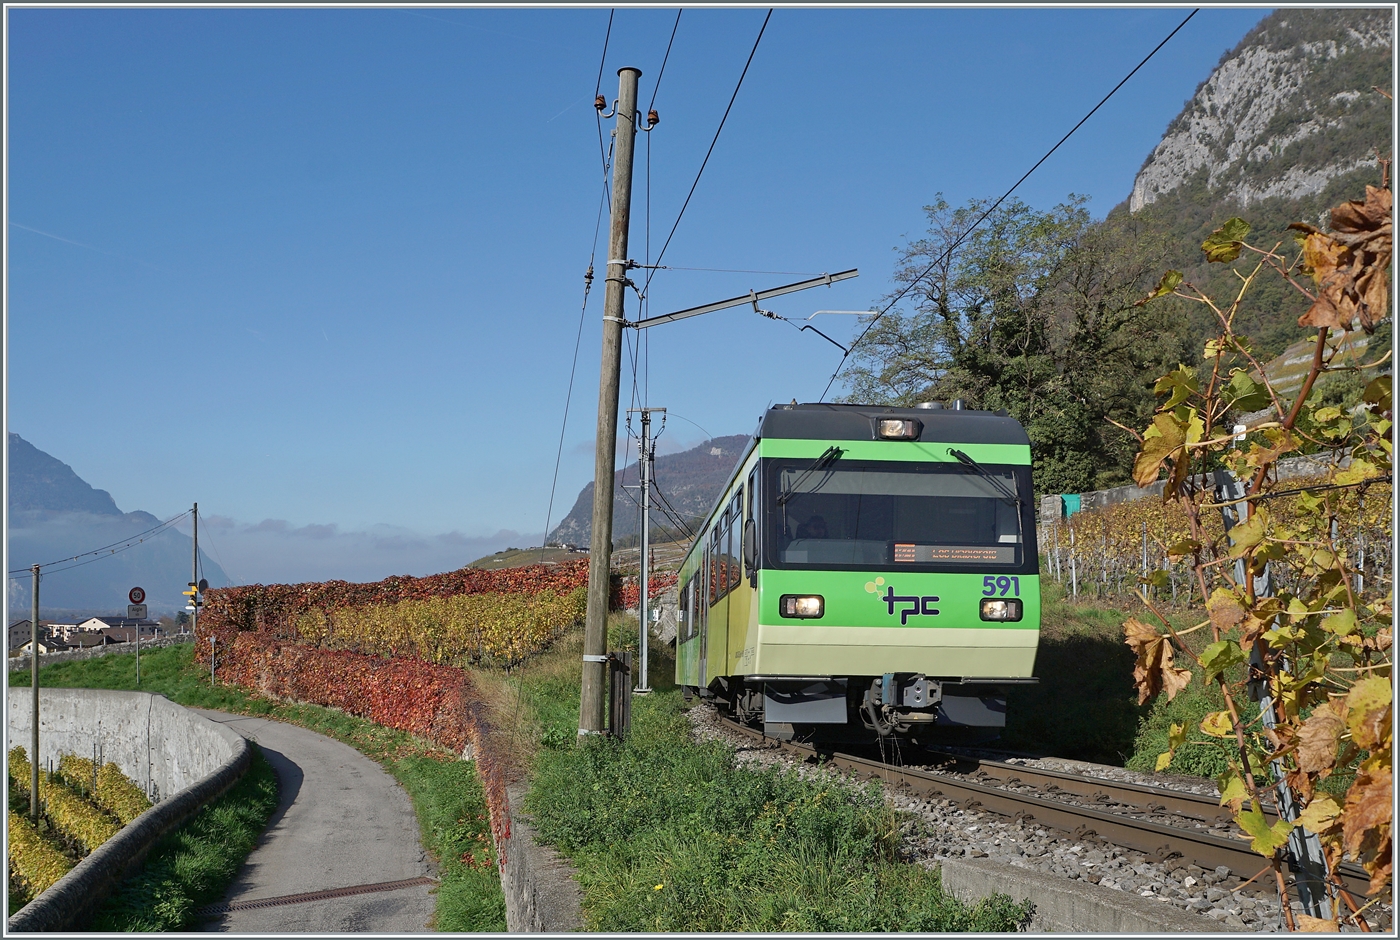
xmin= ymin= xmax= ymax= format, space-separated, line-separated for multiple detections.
xmin=9 ymin=747 xmax=121 ymax=855
xmin=58 ymin=756 xmax=151 ymax=825
xmin=7 ymin=811 xmax=74 ymax=900
xmin=197 ymin=561 xmax=596 ymax=654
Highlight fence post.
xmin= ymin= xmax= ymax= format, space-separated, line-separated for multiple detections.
xmin=1215 ymin=469 xmax=1331 ymax=920
xmin=607 ymin=651 xmax=632 ymax=741
xmin=1069 ymin=522 xmax=1078 ymax=598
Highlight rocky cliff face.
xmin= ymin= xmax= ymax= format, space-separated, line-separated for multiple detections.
xmin=1131 ymin=9 xmax=1392 ymax=213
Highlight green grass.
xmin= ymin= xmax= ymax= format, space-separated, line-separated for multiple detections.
xmin=505 ymin=623 xmax=1030 ymax=933
xmin=526 ymin=691 xmax=1030 ymax=931
xmin=11 ymin=644 xmax=505 ymax=931
xmin=88 ymin=744 xmax=279 ymax=931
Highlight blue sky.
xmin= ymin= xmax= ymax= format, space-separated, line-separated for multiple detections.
xmin=5 ymin=5 xmax=1271 ymax=583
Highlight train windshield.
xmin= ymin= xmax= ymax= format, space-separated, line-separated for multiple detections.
xmin=765 ymin=457 xmax=1034 ymax=572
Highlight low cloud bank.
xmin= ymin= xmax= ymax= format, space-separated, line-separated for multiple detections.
xmin=187 ymin=516 xmax=543 ymax=586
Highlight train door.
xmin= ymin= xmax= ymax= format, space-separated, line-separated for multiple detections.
xmin=698 ymin=536 xmax=711 ymax=686
xmin=725 ymin=487 xmax=750 ymax=673
xmin=707 ymin=507 xmax=732 ymax=685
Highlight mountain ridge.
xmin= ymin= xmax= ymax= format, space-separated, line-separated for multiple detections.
xmin=7 ymin=433 xmax=229 ymax=616
xmin=548 ymin=435 xmax=750 ymax=547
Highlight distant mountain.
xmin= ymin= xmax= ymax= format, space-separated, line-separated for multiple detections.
xmin=548 ymin=435 xmax=750 ymax=547
xmin=1119 ymin=8 xmax=1393 ymax=359
xmin=7 ymin=433 xmax=229 ymax=616
xmin=8 ymin=433 xmax=124 ymax=516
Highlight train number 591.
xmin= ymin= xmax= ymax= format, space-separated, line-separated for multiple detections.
xmin=982 ymin=575 xmax=1020 ymax=597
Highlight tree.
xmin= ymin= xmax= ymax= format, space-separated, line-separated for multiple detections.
xmin=842 ymin=195 xmax=1191 ymax=494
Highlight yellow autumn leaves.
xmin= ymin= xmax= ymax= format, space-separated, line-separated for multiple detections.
xmin=294 ymin=586 xmax=588 ymax=668
xmin=7 ymin=746 xmax=151 ymax=903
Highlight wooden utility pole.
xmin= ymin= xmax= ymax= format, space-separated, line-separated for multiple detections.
xmin=30 ymin=565 xmax=40 ymax=820
xmin=580 ymin=66 xmax=641 ymax=737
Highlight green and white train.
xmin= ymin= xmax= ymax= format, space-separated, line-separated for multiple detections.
xmin=675 ymin=401 xmax=1040 ymax=740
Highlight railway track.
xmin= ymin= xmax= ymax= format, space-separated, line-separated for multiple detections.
xmin=717 ymin=717 xmax=1375 ymax=901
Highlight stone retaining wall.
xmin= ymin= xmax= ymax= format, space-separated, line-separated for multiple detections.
xmin=499 ymin=785 xmax=583 ymax=932
xmin=938 ymin=856 xmax=1243 ymax=933
xmin=1038 ymin=452 xmax=1342 ymax=524
xmin=6 ymin=689 xmax=250 ymax=932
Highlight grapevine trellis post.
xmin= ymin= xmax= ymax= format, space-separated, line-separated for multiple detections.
xmin=1215 ymin=469 xmax=1332 ymax=920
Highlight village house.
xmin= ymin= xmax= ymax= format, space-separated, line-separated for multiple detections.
xmin=8 ymin=619 xmax=48 ymax=655
xmin=75 ymin=616 xmax=163 ymax=640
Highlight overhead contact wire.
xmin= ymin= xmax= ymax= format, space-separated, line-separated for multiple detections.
xmin=819 ymin=7 xmax=1200 ymax=401
xmin=642 ymin=8 xmax=773 ymax=298
xmin=538 ymin=15 xmax=617 ymax=560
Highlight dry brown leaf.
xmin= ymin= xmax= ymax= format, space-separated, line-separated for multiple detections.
xmin=1296 ymin=188 xmax=1392 ymax=334
xmin=1207 ymin=589 xmax=1247 ymax=632
xmin=1342 ymin=764 xmax=1392 ymax=870
xmin=1297 ymin=914 xmax=1339 ymax=932
xmin=1356 ymin=259 xmax=1391 ymax=334
xmin=1295 ymin=699 xmax=1346 ymax=774
xmin=1303 ymin=231 xmax=1349 ymax=281
xmin=1331 ymin=184 xmax=1393 ymax=234
xmin=1124 ymin=617 xmax=1192 ymax=705
xmin=1285 ymin=766 xmax=1317 ymax=804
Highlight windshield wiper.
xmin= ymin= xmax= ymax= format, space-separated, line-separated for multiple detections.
xmin=947 ymin=448 xmax=1019 ymax=506
xmin=776 ymin=446 xmax=844 ymax=505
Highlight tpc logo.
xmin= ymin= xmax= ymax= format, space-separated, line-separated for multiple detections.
xmin=865 ymin=577 xmax=939 ymax=625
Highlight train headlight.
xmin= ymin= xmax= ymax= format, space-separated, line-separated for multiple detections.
xmin=980 ymin=598 xmax=1023 ymax=621
xmin=780 ymin=594 xmax=824 ymax=619
xmin=876 ymin=418 xmax=922 ymax=440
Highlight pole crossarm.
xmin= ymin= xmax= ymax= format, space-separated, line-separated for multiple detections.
xmin=629 ymin=269 xmax=858 ymax=330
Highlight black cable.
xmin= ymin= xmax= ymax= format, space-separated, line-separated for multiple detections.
xmin=197 ymin=509 xmax=239 ymax=586
xmin=8 ymin=509 xmax=192 ymax=574
xmin=617 ymin=478 xmax=690 ymax=546
xmin=647 ymin=457 xmax=697 ymax=540
xmin=594 ymin=9 xmax=615 ymax=177
xmin=818 ymin=7 xmax=1200 ymax=402
xmin=648 ymin=9 xmax=683 ymax=113
xmin=9 ymin=518 xmax=187 ymax=580
xmin=642 ymin=9 xmax=773 ymax=298
xmin=652 ymin=481 xmax=697 ymax=541
xmin=539 ymin=170 xmax=614 ymax=559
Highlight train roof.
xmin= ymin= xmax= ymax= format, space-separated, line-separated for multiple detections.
xmin=757 ymin=401 xmax=1029 ymax=446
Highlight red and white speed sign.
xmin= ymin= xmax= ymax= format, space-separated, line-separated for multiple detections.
xmin=129 ymin=587 xmax=146 ymax=605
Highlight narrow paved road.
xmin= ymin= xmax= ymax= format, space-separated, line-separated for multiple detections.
xmin=192 ymin=710 xmax=437 ymax=933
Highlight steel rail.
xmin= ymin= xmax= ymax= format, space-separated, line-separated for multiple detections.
xmin=718 ymin=718 xmax=1374 ymax=900
xmin=920 ymin=749 xmax=1242 ymax=828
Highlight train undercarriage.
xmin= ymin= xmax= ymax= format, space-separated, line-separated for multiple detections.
xmin=689 ymin=673 xmax=1035 ymax=745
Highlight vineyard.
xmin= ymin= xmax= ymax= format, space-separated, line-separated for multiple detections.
xmin=1038 ymin=475 xmax=1392 ymax=610
xmin=7 ymin=746 xmax=151 ymax=909
xmin=193 ymin=559 xmax=650 ymax=871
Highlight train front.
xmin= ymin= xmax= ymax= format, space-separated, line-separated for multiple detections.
xmin=743 ymin=402 xmax=1041 ymax=740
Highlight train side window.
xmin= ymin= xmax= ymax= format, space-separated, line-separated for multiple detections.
xmin=708 ymin=526 xmax=721 ymax=605
xmin=688 ymin=578 xmax=697 ymax=640
xmin=744 ymin=468 xmax=759 ymax=577
xmin=726 ymin=492 xmax=743 ymax=591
